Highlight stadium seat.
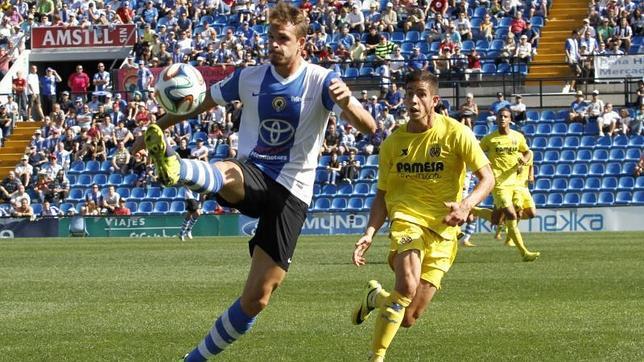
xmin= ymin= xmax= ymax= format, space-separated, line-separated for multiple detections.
xmin=584 ymin=177 xmax=601 ymax=191
xmin=552 ymin=122 xmax=567 ymax=134
xmin=116 ymin=187 xmax=130 ymax=199
xmin=633 ymin=191 xmax=644 ymax=204
xmin=215 ymin=144 xmax=230 ymax=158
xmin=405 ymin=30 xmax=420 ymax=42
xmin=346 ymin=197 xmax=364 ymax=212
xmin=579 ymin=136 xmax=596 ymax=149
xmin=595 ymin=136 xmax=612 ymax=149
xmin=337 ymin=183 xmax=353 ymax=195
xmin=622 ymin=162 xmax=637 ymax=175
xmin=636 ymin=176 xmax=644 ymax=190
xmin=552 ymin=178 xmax=568 ymax=191
xmin=555 ymin=164 xmax=571 ymax=176
xmin=605 ymin=162 xmax=621 ymax=176
xmin=202 ymin=200 xmax=217 ymax=213
xmin=366 ymin=155 xmax=379 ymax=167
xmin=137 ymin=201 xmax=153 ymax=215
xmin=526 ymin=111 xmax=539 ymax=123
xmin=31 ymin=203 xmax=42 ymax=215
xmin=546 ymin=193 xmax=563 ymax=207
xmin=68 ymin=188 xmax=84 ymax=202
xmin=364 ymin=196 xmax=375 ymax=210
xmin=321 ymin=184 xmax=337 ymax=196
xmin=59 ymin=202 xmax=73 ymax=214
xmin=544 ymin=150 xmax=559 ymax=162
xmin=618 ymin=176 xmax=635 ymax=190
xmin=369 ymin=183 xmax=378 ymax=195
xmin=597 ymin=191 xmax=614 ymax=206
xmin=160 ymin=187 xmax=177 ymax=201
xmin=535 ymin=179 xmax=551 ymax=191
xmin=612 ymin=135 xmax=628 ymax=149
xmin=76 ymin=174 xmax=92 ymax=187
xmin=563 ymin=192 xmax=580 ymax=207
xmin=313 ymin=197 xmax=331 ymax=211
xmin=68 ymin=160 xmax=85 ymax=175
xmin=353 ymin=182 xmax=370 ymax=196
xmin=580 ymin=192 xmax=598 ymax=206
xmin=560 ymin=150 xmax=575 ymax=163
xmin=359 ymin=168 xmax=377 ymax=180
xmin=473 ymin=125 xmax=488 ymax=138
xmin=107 ymin=174 xmax=123 ymax=186
xmin=540 ymin=110 xmax=556 ymax=122
xmin=532 ymin=150 xmax=543 ymax=162
xmin=170 ymin=200 xmax=186 ymax=214
xmin=583 ymin=121 xmax=600 ymax=135
xmin=531 ymin=16 xmax=544 ymax=27
xmin=146 ymin=187 xmax=162 ymax=199
xmin=538 ymin=164 xmax=555 ymax=177
xmin=601 ymin=177 xmax=617 ymax=191
xmin=343 ymin=67 xmax=359 ymax=80
xmin=92 ymin=174 xmax=108 ymax=186
xmin=628 ymin=135 xmax=643 ymax=147
xmin=121 ymin=173 xmax=138 ymax=186
xmin=531 ymin=136 xmax=547 ymax=150
xmin=568 ymin=177 xmax=584 ymax=191
xmin=626 ymin=148 xmax=640 ymax=161
xmin=592 ymin=149 xmax=609 ymax=161
xmin=536 ymin=124 xmax=551 ymax=135
xmin=130 ymin=187 xmax=146 ymax=200
xmin=496 ymin=63 xmax=510 ymax=74
xmin=563 ymin=136 xmax=580 ymax=150
xmin=576 ymin=149 xmax=592 ymax=162
xmin=359 ymin=67 xmax=375 ymax=78
xmin=318 ymin=155 xmax=331 ymax=167
xmin=521 ymin=124 xmax=535 ymax=136
xmin=568 ymin=123 xmax=584 ymax=135
xmin=533 ymin=193 xmax=546 ymax=207
xmin=609 ymin=149 xmax=625 ymax=160
xmin=85 ymin=160 xmax=100 ymax=173
xmin=315 ymin=170 xmax=328 ymax=184
xmin=615 ymin=191 xmax=632 ymax=205
xmin=572 ymin=164 xmax=588 ymax=176
xmin=475 ymin=39 xmax=489 ymax=52
xmin=461 ymin=40 xmax=475 ymax=53
xmin=330 ymin=197 xmax=347 ymax=212
xmin=547 ymin=137 xmax=564 ymax=148
xmin=153 ymin=201 xmax=169 ymax=215
xmin=482 ymin=63 xmax=496 ymax=74
xmin=589 ymin=163 xmax=605 ymax=176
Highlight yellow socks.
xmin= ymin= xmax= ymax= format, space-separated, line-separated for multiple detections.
xmin=371 ymin=288 xmax=391 ymax=309
xmin=472 ymin=207 xmax=493 ymax=222
xmin=505 ymin=219 xmax=528 ymax=255
xmin=371 ymin=291 xmax=412 ymax=359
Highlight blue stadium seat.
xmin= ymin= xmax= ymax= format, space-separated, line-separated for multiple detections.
xmin=400 ymin=42 xmax=414 ymax=55
xmin=605 ymin=162 xmax=621 ymax=176
xmin=597 ymin=191 xmax=614 ymax=206
xmin=592 ymin=149 xmax=609 ymax=161
xmin=601 ymin=177 xmax=617 ymax=191
xmin=68 ymin=160 xmax=85 ymax=175
xmin=461 ymin=40 xmax=475 ymax=53
xmin=346 ymin=197 xmax=364 ymax=212
xmin=628 ymin=135 xmax=643 ymax=147
xmin=560 ymin=150 xmax=575 ymax=163
xmin=496 ymin=63 xmax=510 ymax=74
xmin=125 ymin=201 xmax=137 ymax=213
xmin=526 ymin=110 xmax=539 ymax=123
xmin=146 ymin=187 xmax=162 ymax=199
xmin=609 ymin=149 xmax=625 ymax=160
xmin=534 ymin=179 xmax=551 ymax=191
xmin=536 ymin=124 xmax=551 ymax=135
xmin=92 ymin=174 xmax=108 ymax=186
xmin=531 ymin=136 xmax=547 ymax=150
xmin=547 ymin=136 xmax=564 ymax=148
xmin=116 ymin=187 xmax=130 ymax=199
xmin=533 ymin=193 xmax=546 ymax=207
xmin=153 ymin=201 xmax=169 ymax=215
xmin=318 ymin=155 xmax=331 ymax=167
xmin=405 ymin=30 xmax=420 ymax=42
xmin=59 ymin=202 xmax=73 ymax=214
xmin=330 ymin=197 xmax=347 ymax=211
xmin=359 ymin=67 xmax=375 ymax=78
xmin=552 ymin=178 xmax=568 ymax=191
xmin=563 ymin=192 xmax=580 ymax=207
xmin=85 ymin=160 xmax=100 ymax=173
xmin=369 ymin=183 xmax=378 ymax=195
xmin=321 ymin=184 xmax=337 ymax=196
xmin=538 ymin=164 xmax=555 ymax=177
xmin=595 ymin=136 xmax=612 ymax=149
xmin=430 ymin=41 xmax=441 ymax=53
xmin=579 ymin=136 xmax=596 ymax=149
xmin=622 ymin=162 xmax=637 ymax=175
xmin=546 ymin=193 xmax=563 ymax=207
xmin=580 ymin=192 xmax=598 ymax=206
xmin=76 ymin=174 xmax=92 ymax=187
xmin=107 ymin=174 xmax=123 ymax=186
xmin=584 ymin=177 xmax=601 ymax=190
xmin=313 ymin=197 xmax=331 ymax=211
xmin=215 ymin=144 xmax=230 ymax=158
xmin=315 ymin=169 xmax=328 ymax=184
xmin=100 ymin=160 xmax=112 ymax=174
xmin=531 ymin=16 xmax=544 ymax=27
xmin=475 ymin=39 xmax=489 ymax=52
xmin=390 ymin=31 xmax=404 ymax=43
xmin=343 ymin=67 xmax=359 ymax=80
xmin=353 ymin=182 xmax=370 ymax=196
xmin=573 ymin=163 xmax=589 ymax=176
xmin=568 ymin=123 xmax=584 ymax=135
xmin=568 ymin=177 xmax=584 ymax=191
xmin=626 ymin=148 xmax=640 ymax=161
xmin=137 ymin=201 xmax=153 ymax=215
xmin=122 ymin=173 xmax=138 ymax=186
xmin=68 ymin=188 xmax=84 ymax=202
xmin=583 ymin=121 xmax=600 ymax=135
xmin=553 ymin=164 xmax=570 ymax=177
xmin=576 ymin=149 xmax=592 ymax=162
xmin=31 ymin=203 xmax=42 ymax=215
xmin=473 ymin=125 xmax=488 ymax=138
xmin=494 ymin=28 xmax=509 ymax=40
xmin=589 ymin=163 xmax=605 ymax=176
xmin=359 ymin=168 xmax=377 ymax=180
xmin=552 ymin=122 xmax=568 ymax=134
xmin=532 ymin=150 xmax=543 ymax=162
xmin=615 ymin=191 xmax=632 ymax=205
xmin=170 ymin=200 xmax=186 ymax=213
xmin=202 ymin=200 xmax=217 ymax=213
xmin=313 ymin=184 xmax=321 ymax=196
xmin=540 ymin=110 xmax=556 ymax=122
xmin=482 ymin=63 xmax=496 ymax=74
xmin=337 ymin=183 xmax=353 ymax=195
xmin=364 ymin=196 xmax=375 ymax=210
xmin=521 ymin=124 xmax=535 ymax=136
xmin=474 ymin=7 xmax=487 ymax=17
xmin=564 ymin=136 xmax=579 ymax=150
xmin=160 ymin=187 xmax=177 ymax=201
xmin=513 ymin=63 xmax=528 ymax=75
xmin=67 ymin=175 xmax=77 ymax=186
xmin=544 ymin=150 xmax=559 ymax=162
xmin=130 ymin=187 xmax=146 ymax=200
xmin=636 ymin=176 xmax=644 ymax=190
xmin=632 ymin=191 xmax=644 ymax=204
xmin=366 ymin=155 xmax=379 ymax=166
xmin=618 ymin=176 xmax=635 ymax=190
xmin=612 ymin=135 xmax=628 ymax=149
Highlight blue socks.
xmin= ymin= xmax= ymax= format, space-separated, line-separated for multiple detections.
xmin=184 ymin=299 xmax=256 ymax=361
xmin=179 ymin=159 xmax=224 ymax=195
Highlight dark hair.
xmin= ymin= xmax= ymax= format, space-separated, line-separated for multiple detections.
xmin=404 ymin=70 xmax=439 ymax=95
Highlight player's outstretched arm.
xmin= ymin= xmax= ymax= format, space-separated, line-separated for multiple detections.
xmin=353 ymin=189 xmax=387 ymax=266
xmin=132 ymin=92 xmax=217 ymax=153
xmin=328 ymin=79 xmax=377 ymax=135
xmin=444 ymin=164 xmax=494 ymax=226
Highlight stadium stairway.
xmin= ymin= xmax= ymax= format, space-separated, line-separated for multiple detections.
xmin=527 ymin=0 xmax=588 ymax=82
xmin=0 ymin=121 xmax=42 ymax=178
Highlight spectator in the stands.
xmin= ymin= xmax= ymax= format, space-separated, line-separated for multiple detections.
xmin=12 ymin=70 xmax=28 ymax=120
xmin=607 ymin=39 xmax=625 ymax=55
xmin=631 ymin=103 xmax=644 ymax=136
xmin=347 ymin=4 xmax=365 ymax=32
xmin=322 ymin=123 xmax=341 ymax=155
xmin=9 ymin=184 xmax=30 ymax=209
xmin=596 ymin=17 xmax=613 ymax=45
xmin=510 ymin=11 xmax=527 ymax=40
xmin=339 ymin=150 xmax=361 ymax=184
xmin=374 ymin=34 xmax=396 ymax=63
xmin=92 ymin=62 xmax=110 ymax=96
xmin=429 ymin=0 xmax=449 ymax=17
xmin=568 ymin=90 xmax=589 ymax=123
xmin=102 ymin=185 xmax=121 ymax=215
xmin=459 ymin=93 xmax=479 ymax=129
xmin=613 ymin=17 xmax=633 ymax=51
xmin=381 ymin=2 xmax=397 ymax=33
xmin=450 ymin=46 xmax=468 ymax=80
xmin=325 ymin=151 xmax=342 ymax=185
xmin=116 ymin=1 xmax=134 ymax=23
xmin=59 ymin=91 xmax=73 ymax=113
xmin=597 ymin=103 xmax=620 ymax=137
xmin=111 ymin=140 xmax=131 ymax=174
xmin=114 ymin=121 xmax=134 ymax=145
xmin=455 ymin=11 xmax=473 ymax=40
xmin=51 ymin=169 xmax=69 ymax=204
xmin=41 ymin=200 xmax=60 ymax=217
xmin=0 ymin=171 xmax=21 ymax=203
xmin=480 ymin=13 xmax=495 ymax=42
xmin=465 ymin=48 xmax=482 ymax=83
xmin=191 ymin=138 xmax=209 ymax=162
xmin=487 ymin=92 xmax=512 ymax=126
xmin=515 ymin=34 xmax=533 ymax=63
xmin=27 ymin=65 xmax=43 ymax=122
xmin=136 ymin=61 xmax=154 ymax=99
xmin=616 ymin=108 xmax=633 ymax=135
xmin=510 ymin=95 xmax=527 ymax=124
xmin=40 ymin=67 xmax=62 ymax=116
xmin=378 ymin=107 xmax=396 ymax=133
xmin=409 ymin=46 xmax=429 ymax=72
xmin=586 ymin=89 xmax=605 ymax=124
xmin=34 ymin=172 xmax=53 ymax=203
xmin=41 ymin=154 xmax=62 ymax=180
xmin=387 ymin=48 xmax=406 ymax=80
xmin=82 ymin=199 xmax=101 ymax=216
xmin=68 ymin=65 xmax=90 ymax=102
xmin=529 ymin=0 xmax=548 ymax=19
xmin=15 ymin=154 xmax=33 ymax=187
xmin=11 ymin=197 xmax=32 ymax=218
xmin=175 ymin=138 xmax=192 ymax=159
xmin=113 ymin=198 xmax=131 ymax=216
xmin=365 ymin=95 xmax=384 ymax=121
xmin=383 ymin=83 xmax=403 ymax=114
xmin=349 ymin=39 xmax=367 ymax=68
xmin=564 ymin=30 xmax=582 ymax=93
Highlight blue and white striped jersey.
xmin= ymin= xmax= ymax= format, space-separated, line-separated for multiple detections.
xmin=210 ymin=62 xmax=343 ymax=204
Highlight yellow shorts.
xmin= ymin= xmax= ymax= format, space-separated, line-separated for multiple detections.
xmin=492 ymin=186 xmax=515 ymax=209
xmin=387 ymin=220 xmax=458 ymax=289
xmin=513 ymin=187 xmax=535 ymax=211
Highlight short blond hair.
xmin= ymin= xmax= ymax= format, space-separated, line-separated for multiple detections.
xmin=269 ymin=1 xmax=308 ymax=39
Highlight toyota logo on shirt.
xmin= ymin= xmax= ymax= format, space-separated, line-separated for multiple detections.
xmin=259 ymin=119 xmax=295 ymax=147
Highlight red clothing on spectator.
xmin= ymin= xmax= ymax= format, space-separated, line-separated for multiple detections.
xmin=116 ymin=7 xmax=134 ymax=23
xmin=430 ymin=0 xmax=448 ymax=15
xmin=113 ymin=206 xmax=131 ymax=215
xmin=12 ymin=77 xmax=26 ymax=94
xmin=510 ymin=18 xmax=527 ymax=35
xmin=68 ymin=72 xmax=90 ymax=94
xmin=467 ymin=53 xmax=481 ymax=69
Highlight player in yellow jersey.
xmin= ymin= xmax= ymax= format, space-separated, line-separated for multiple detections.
xmin=479 ymin=108 xmax=540 ymax=261
xmin=350 ymin=71 xmax=494 ymax=361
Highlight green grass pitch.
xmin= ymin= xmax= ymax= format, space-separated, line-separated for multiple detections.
xmin=1 ymin=232 xmax=643 ymax=361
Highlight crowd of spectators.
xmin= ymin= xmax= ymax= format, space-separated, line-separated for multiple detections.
xmin=567 ymin=87 xmax=643 ymax=137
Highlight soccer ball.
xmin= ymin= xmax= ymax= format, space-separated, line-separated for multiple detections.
xmin=155 ymin=63 xmax=207 ymax=116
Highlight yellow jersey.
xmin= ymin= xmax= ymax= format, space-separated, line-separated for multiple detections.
xmin=479 ymin=130 xmax=529 ymax=188
xmin=515 ymin=158 xmax=533 ymax=188
xmin=378 ymin=114 xmax=490 ymax=240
